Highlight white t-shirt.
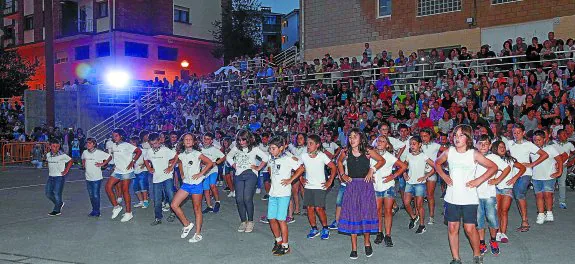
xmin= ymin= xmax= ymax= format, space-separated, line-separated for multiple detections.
xmin=111 ymin=142 xmax=137 ymax=174
xmin=322 ymin=142 xmax=339 ymax=157
xmin=81 ymin=149 xmax=111 ymax=181
xmin=226 ymin=146 xmax=269 ymax=175
xmin=422 ymin=142 xmax=441 ymax=161
xmin=532 ymin=144 xmax=560 ymax=180
xmin=497 ymin=160 xmax=518 ymax=190
xmin=178 ymin=150 xmax=204 ymax=185
xmin=444 ymin=147 xmax=479 ymax=205
xmin=268 ymin=155 xmax=302 ymax=197
xmin=476 ymin=153 xmax=509 ymax=199
xmin=372 ymin=151 xmax=397 ymax=192
xmin=144 ymin=146 xmax=177 ymax=183
xmin=288 ymin=144 xmax=307 ymax=158
xmin=105 ymin=139 xmax=115 ymax=164
xmin=405 ymin=152 xmax=431 ymax=185
xmin=46 ymin=152 xmax=72 ymax=177
xmin=201 ymin=145 xmax=225 ymax=175
xmin=134 ymin=148 xmax=148 ymax=174
xmin=554 ymin=140 xmax=575 ymax=164
xmin=301 ymin=152 xmax=331 ymax=190
xmin=508 ymin=140 xmax=541 ymax=176
xmin=372 ymin=136 xmax=406 ymax=155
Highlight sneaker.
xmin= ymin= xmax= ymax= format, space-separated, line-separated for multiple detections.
xmin=560 ymin=202 xmax=567 ymax=209
xmin=224 ymin=187 xmax=230 ymax=191
xmin=408 ymin=215 xmax=419 ymax=229
xmin=111 ymin=205 xmax=123 ymax=219
xmin=88 ymin=211 xmax=100 ymax=217
xmin=134 ymin=201 xmax=144 ymax=208
xmin=274 ymin=246 xmax=291 ymax=256
xmin=415 ymin=225 xmax=426 ymax=234
xmin=217 ymin=181 xmax=223 ymax=187
xmin=117 ymin=197 xmax=123 ymax=204
xmin=536 ymin=213 xmax=546 ymax=225
xmin=384 ymin=235 xmax=394 ymax=247
xmin=245 ymin=221 xmax=254 ymax=233
xmin=202 ymin=207 xmax=214 ymax=214
xmin=188 ymin=233 xmax=203 ymax=243
xmin=120 ymin=212 xmax=133 ymax=222
xmin=167 ymin=213 xmax=176 ymax=222
xmin=237 ymin=222 xmax=247 ymax=232
xmin=495 ymin=232 xmax=502 ymax=242
xmin=259 ymin=215 xmax=269 ymax=224
xmin=142 ymin=201 xmax=149 ymax=209
xmin=48 ymin=211 xmax=61 ymax=216
xmin=473 ymin=255 xmax=484 ymax=264
xmin=500 ymin=233 xmax=509 ymax=243
xmin=328 ymin=220 xmax=338 ymax=230
xmin=450 ymin=259 xmax=462 ymax=264
xmin=228 ymin=191 xmax=235 ymax=198
xmin=320 ymin=228 xmax=330 ymax=240
xmin=349 ymin=251 xmax=358 ymax=260
xmin=392 ymin=206 xmax=400 ymax=216
xmin=306 ymin=228 xmax=320 ymax=239
xmin=213 ymin=202 xmax=221 ymax=213
xmin=490 ymin=240 xmax=500 ymax=256
xmin=374 ymin=232 xmax=384 ymax=244
xmin=151 ymin=218 xmax=162 ymax=226
xmin=479 ymin=241 xmax=487 ymax=255
xmin=545 ymin=211 xmax=554 ymax=222
xmin=428 ymin=217 xmax=435 ymax=225
xmin=181 ymin=223 xmax=195 ymax=238
xmin=272 ymin=241 xmax=282 ymax=253
xmin=365 ymin=245 xmax=373 ymax=258
xmin=256 ymin=188 xmax=261 ymax=194
xmin=286 ymin=216 xmax=295 ymax=224
xmin=261 ymin=194 xmax=270 ymax=201
xmin=60 ymin=202 xmax=65 ymax=212
xmin=162 ymin=203 xmax=170 ymax=212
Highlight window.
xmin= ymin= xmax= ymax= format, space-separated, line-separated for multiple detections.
xmin=174 ymin=6 xmax=190 ymax=23
xmin=158 ymin=46 xmax=178 ymax=61
xmin=377 ymin=0 xmax=392 ymax=17
xmin=417 ymin=0 xmax=461 ymax=17
xmin=96 ymin=42 xmax=110 ymax=57
xmin=264 ymin=16 xmax=277 ymax=25
xmin=282 ymin=20 xmax=288 ymax=27
xmin=24 ymin=15 xmax=34 ymax=30
xmin=75 ymin=45 xmax=90 ymax=60
xmin=97 ymin=1 xmax=108 ymax=18
xmin=492 ymin=0 xmax=521 ymax=4
xmin=55 ymin=51 xmax=68 ymax=64
xmin=124 ymin=41 xmax=148 ymax=58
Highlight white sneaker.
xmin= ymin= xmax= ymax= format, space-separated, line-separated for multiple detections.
xmin=536 ymin=213 xmax=546 ymax=224
xmin=238 ymin=222 xmax=247 ymax=232
xmin=500 ymin=233 xmax=509 ymax=243
xmin=245 ymin=221 xmax=254 ymax=233
xmin=120 ymin=212 xmax=133 ymax=222
xmin=256 ymin=188 xmax=261 ymax=194
xmin=545 ymin=211 xmax=554 ymax=222
xmin=228 ymin=191 xmax=235 ymax=198
xmin=162 ymin=203 xmax=170 ymax=212
xmin=189 ymin=233 xmax=203 ymax=243
xmin=111 ymin=205 xmax=123 ymax=219
xmin=117 ymin=197 xmax=123 ymax=204
xmin=495 ymin=232 xmax=502 ymax=242
xmin=134 ymin=201 xmax=144 ymax=208
xmin=181 ymin=223 xmax=195 ymax=238
xmin=427 ymin=217 xmax=435 ymax=225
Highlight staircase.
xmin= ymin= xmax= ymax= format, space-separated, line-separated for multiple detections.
xmin=87 ymin=87 xmax=161 ymax=144
xmin=273 ymin=46 xmax=300 ymax=68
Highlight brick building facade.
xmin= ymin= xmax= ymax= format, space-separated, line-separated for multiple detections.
xmin=301 ymin=0 xmax=575 ymax=60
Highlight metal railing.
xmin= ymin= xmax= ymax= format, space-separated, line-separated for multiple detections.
xmin=274 ymin=46 xmax=300 ymax=68
xmin=87 ymin=87 xmax=161 ymax=144
xmin=97 ymin=85 xmax=160 ymax=105
xmin=204 ymin=50 xmax=574 ymax=95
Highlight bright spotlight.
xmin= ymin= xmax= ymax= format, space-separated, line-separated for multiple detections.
xmin=105 ymin=70 xmax=130 ymax=88
xmin=181 ymin=60 xmax=190 ymax=68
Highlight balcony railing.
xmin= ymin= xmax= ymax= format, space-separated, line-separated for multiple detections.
xmin=3 ymin=0 xmax=18 ymax=16
xmin=59 ymin=19 xmax=93 ymax=38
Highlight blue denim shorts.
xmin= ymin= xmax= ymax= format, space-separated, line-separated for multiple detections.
xmin=336 ymin=184 xmax=347 ymax=207
xmin=513 ymin=175 xmax=532 ymax=200
xmin=532 ymin=179 xmax=555 ymax=194
xmin=267 ymin=196 xmax=290 ymax=221
xmin=202 ymin=172 xmax=218 ymax=190
xmin=112 ymin=172 xmax=135 ymax=180
xmin=477 ymin=197 xmax=499 ymax=229
xmin=427 ymin=174 xmax=438 ymax=182
xmin=181 ymin=183 xmax=203 ymax=195
xmin=405 ymin=183 xmax=426 ymax=197
xmin=375 ymin=188 xmax=395 ymax=198
xmin=396 ymin=176 xmax=406 ymax=191
xmin=496 ymin=187 xmax=513 ymax=198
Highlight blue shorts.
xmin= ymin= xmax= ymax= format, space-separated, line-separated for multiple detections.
xmin=202 ymin=172 xmax=218 ymax=190
xmin=444 ymin=202 xmax=478 ymax=225
xmin=532 ymin=179 xmax=555 ymax=194
xmin=261 ymin=171 xmax=271 ymax=183
xmin=375 ymin=188 xmax=395 ymax=198
xmin=267 ymin=196 xmax=290 ymax=221
xmin=181 ymin=183 xmax=203 ymax=195
xmin=477 ymin=197 xmax=499 ymax=229
xmin=396 ymin=176 xmax=406 ymax=191
xmin=336 ymin=184 xmax=347 ymax=207
xmin=496 ymin=187 xmax=513 ymax=198
xmin=112 ymin=172 xmax=135 ymax=180
xmin=405 ymin=183 xmax=426 ymax=197
xmin=513 ymin=175 xmax=532 ymax=200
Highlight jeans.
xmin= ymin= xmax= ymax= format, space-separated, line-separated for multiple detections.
xmin=173 ymin=167 xmax=182 ymax=192
xmin=153 ymin=179 xmax=174 ymax=219
xmin=86 ymin=180 xmax=102 ymax=214
xmin=513 ymin=175 xmax=532 ymax=200
xmin=31 ymin=160 xmax=42 ymax=169
xmin=133 ymin=172 xmax=150 ymax=194
xmin=477 ymin=197 xmax=499 ymax=229
xmin=45 ymin=176 xmax=65 ymax=213
xmin=234 ymin=170 xmax=258 ymax=222
xmin=558 ymin=165 xmax=568 ymax=203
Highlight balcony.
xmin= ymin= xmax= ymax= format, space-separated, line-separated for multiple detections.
xmin=1 ymin=26 xmax=16 ymax=48
xmin=3 ymin=0 xmax=19 ymax=18
xmin=58 ymin=19 xmax=93 ymax=38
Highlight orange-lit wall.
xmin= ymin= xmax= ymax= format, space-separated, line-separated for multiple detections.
xmin=16 ymin=31 xmax=223 ymax=89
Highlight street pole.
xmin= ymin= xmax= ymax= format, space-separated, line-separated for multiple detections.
xmin=45 ymin=0 xmax=55 ymax=126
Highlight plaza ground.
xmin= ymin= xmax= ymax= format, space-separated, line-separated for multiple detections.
xmin=0 ymin=165 xmax=572 ymax=264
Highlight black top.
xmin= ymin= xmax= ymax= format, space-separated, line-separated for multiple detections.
xmin=347 ymin=152 xmax=370 ymax=179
